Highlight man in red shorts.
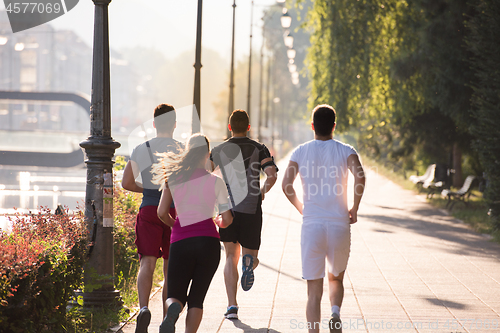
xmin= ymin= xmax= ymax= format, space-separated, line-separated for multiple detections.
xmin=122 ymin=104 xmax=182 ymax=333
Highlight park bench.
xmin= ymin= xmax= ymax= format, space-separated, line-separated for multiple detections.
xmin=409 ymin=164 xmax=436 ymax=188
xmin=409 ymin=164 xmax=451 ymax=198
xmin=441 ymin=175 xmax=477 ymax=210
xmin=424 ymin=163 xmax=452 ymax=198
xmin=423 ymin=179 xmax=445 ymax=198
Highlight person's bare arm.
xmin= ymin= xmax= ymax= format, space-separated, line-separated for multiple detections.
xmin=281 ymin=160 xmax=303 ymax=215
xmin=122 ymin=161 xmax=143 ymax=193
xmin=157 ymin=184 xmax=175 ymax=227
xmin=347 ymin=154 xmax=365 ymax=224
xmin=260 ymin=157 xmax=277 ymax=201
xmin=215 ymin=177 xmax=233 ymax=228
xmin=218 ymin=210 xmax=233 ymax=228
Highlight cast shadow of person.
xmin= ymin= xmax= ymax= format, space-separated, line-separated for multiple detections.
xmin=230 ymin=319 xmax=282 ymax=333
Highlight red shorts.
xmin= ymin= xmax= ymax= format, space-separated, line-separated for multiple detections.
xmin=135 ymin=205 xmax=175 ymax=260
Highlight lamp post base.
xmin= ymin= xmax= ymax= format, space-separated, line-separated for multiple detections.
xmin=74 ymin=289 xmax=123 ymax=308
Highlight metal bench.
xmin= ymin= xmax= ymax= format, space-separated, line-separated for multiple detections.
xmin=424 ymin=180 xmax=445 ymax=199
xmin=441 ymin=175 xmax=477 ymax=210
xmin=409 ymin=164 xmax=436 ymax=188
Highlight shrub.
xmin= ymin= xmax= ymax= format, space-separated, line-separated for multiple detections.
xmin=0 ymin=208 xmax=88 ymax=333
xmin=113 ymin=167 xmax=142 ymax=307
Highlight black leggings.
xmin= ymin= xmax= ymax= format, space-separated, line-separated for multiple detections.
xmin=167 ymin=236 xmax=220 ymax=309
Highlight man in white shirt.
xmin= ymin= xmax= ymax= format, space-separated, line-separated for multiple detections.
xmin=282 ymin=104 xmax=365 ymax=333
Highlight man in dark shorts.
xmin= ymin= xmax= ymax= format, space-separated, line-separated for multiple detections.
xmin=122 ymin=104 xmax=182 ymax=333
xmin=210 ymin=109 xmax=278 ymax=320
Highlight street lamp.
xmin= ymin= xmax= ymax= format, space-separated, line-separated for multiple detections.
xmin=287 ymin=48 xmax=296 ymax=60
xmin=258 ymin=0 xmax=286 ymax=142
xmin=14 ymin=43 xmax=24 ymax=51
xmin=227 ymin=0 xmax=236 ymax=139
xmin=264 ymin=53 xmax=272 ymax=134
xmin=247 ymin=0 xmax=254 ymax=137
xmin=280 ymin=11 xmax=292 ymax=29
xmin=192 ymin=0 xmax=203 ymax=134
xmin=79 ymin=0 xmax=121 ymax=307
xmin=288 ymin=63 xmax=297 ymax=73
xmin=257 ymin=12 xmax=266 ymax=143
xmin=284 ymin=32 xmax=294 ymax=48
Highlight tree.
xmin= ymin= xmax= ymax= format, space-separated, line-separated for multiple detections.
xmin=467 ymin=0 xmax=500 ymax=229
xmin=301 ymin=0 xmax=478 ymax=184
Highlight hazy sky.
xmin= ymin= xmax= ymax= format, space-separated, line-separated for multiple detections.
xmin=1 ymin=0 xmax=281 ymax=61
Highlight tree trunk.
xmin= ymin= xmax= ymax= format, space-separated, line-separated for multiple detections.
xmin=453 ymin=142 xmax=463 ymax=188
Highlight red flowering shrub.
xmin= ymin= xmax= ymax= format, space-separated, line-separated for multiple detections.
xmin=0 ymin=208 xmax=88 ymax=333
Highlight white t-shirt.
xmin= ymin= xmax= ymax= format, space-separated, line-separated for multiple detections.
xmin=290 ymin=139 xmax=357 ymax=224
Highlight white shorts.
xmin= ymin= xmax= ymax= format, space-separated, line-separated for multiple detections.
xmin=301 ymin=221 xmax=351 ymax=280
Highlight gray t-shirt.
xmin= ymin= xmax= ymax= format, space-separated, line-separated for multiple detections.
xmin=130 ymin=137 xmax=183 ymax=208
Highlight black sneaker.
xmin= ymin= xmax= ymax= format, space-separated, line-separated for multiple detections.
xmin=224 ymin=305 xmax=238 ymax=320
xmin=329 ymin=313 xmax=342 ymax=333
xmin=135 ymin=307 xmax=151 ymax=333
xmin=159 ymin=302 xmax=182 ymax=333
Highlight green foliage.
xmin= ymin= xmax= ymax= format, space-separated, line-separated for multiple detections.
xmin=467 ymin=0 xmax=500 ymax=230
xmin=0 ymin=208 xmax=88 ymax=333
xmin=112 ymin=175 xmax=141 ymax=307
xmin=300 ymin=0 xmax=492 ymax=184
xmin=114 ymin=156 xmax=127 ymax=171
xmin=65 ymin=304 xmax=129 ymax=333
xmin=303 ymin=0 xmax=415 ymax=133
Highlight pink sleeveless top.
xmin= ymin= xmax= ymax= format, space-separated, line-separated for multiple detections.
xmin=170 ymin=168 xmax=220 ymax=243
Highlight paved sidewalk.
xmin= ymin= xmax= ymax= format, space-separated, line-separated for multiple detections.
xmin=119 ymin=159 xmax=500 ymax=333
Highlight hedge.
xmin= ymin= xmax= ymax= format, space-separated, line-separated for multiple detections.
xmin=0 ymin=208 xmax=88 ymax=333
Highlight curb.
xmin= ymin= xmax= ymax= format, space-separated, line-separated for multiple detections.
xmin=111 ymin=283 xmax=164 ymax=332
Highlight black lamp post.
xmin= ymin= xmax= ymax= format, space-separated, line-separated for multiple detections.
xmin=78 ymin=0 xmax=121 ymax=307
xmin=247 ymin=0 xmax=254 ymax=137
xmin=264 ymin=53 xmax=272 ymax=130
xmin=227 ymin=0 xmax=236 ymax=139
xmin=259 ymin=1 xmax=290 ymax=144
xmin=257 ymin=13 xmax=266 ymax=143
xmin=192 ymin=0 xmax=203 ymax=134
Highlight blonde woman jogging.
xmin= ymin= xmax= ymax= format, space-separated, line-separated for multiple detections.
xmin=153 ymin=134 xmax=233 ymax=333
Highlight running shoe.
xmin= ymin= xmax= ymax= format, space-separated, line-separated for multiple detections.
xmin=329 ymin=313 xmax=342 ymax=333
xmin=159 ymin=302 xmax=182 ymax=333
xmin=224 ymin=305 xmax=239 ymax=320
xmin=135 ymin=307 xmax=151 ymax=333
xmin=241 ymin=254 xmax=254 ymax=291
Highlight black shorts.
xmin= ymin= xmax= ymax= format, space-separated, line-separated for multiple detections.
xmin=219 ymin=203 xmax=263 ymax=250
xmin=167 ymin=236 xmax=220 ymax=309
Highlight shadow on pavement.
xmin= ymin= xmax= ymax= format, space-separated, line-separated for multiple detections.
xmin=230 ymin=319 xmax=282 ymax=333
xmin=263 ymin=211 xmax=301 ymax=224
xmin=258 ymin=261 xmax=303 ymax=282
xmin=359 ymin=208 xmax=500 ymax=257
xmin=376 ymin=205 xmax=405 ymax=211
xmin=425 ymin=298 xmax=466 ymax=309
xmin=221 ymin=243 xmax=304 ymax=282
xmin=372 ymin=229 xmax=394 ymax=233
